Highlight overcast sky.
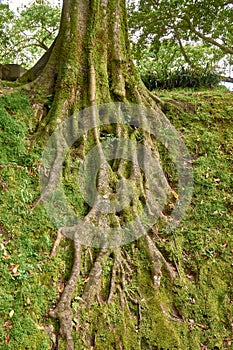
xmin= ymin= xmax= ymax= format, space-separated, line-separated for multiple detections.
xmin=7 ymin=0 xmax=61 ymax=11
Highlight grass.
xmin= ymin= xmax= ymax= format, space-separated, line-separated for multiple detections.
xmin=0 ymin=85 xmax=232 ymax=349
xmin=156 ymin=86 xmax=233 ymax=349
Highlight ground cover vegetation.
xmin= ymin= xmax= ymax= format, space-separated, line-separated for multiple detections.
xmin=0 ymin=84 xmax=232 ymax=349
xmin=0 ymin=0 xmax=232 ymax=349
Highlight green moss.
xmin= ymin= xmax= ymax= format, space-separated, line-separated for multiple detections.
xmin=0 ymin=86 xmax=233 ymax=348
xmin=156 ymin=86 xmax=233 ymax=349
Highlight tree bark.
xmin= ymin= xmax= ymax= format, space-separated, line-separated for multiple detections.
xmin=18 ymin=37 xmax=57 ymax=84
xmin=26 ymin=1 xmax=181 ymax=349
xmin=30 ymin=0 xmax=165 ymax=136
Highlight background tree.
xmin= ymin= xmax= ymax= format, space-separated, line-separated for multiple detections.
xmin=0 ymin=0 xmax=61 ymax=67
xmin=0 ymin=3 xmax=15 ymax=58
xmin=133 ymin=39 xmax=222 ymax=90
xmin=128 ymin=0 xmax=233 ymax=80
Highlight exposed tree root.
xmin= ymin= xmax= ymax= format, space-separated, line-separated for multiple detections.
xmin=144 ymin=234 xmax=177 ymax=285
xmin=49 ymin=240 xmax=82 ymax=350
xmin=39 ymin=98 xmax=178 ymax=348
xmin=81 ymin=248 xmax=110 ymax=306
xmin=108 ymin=249 xmax=122 ymax=303
xmin=48 ymin=219 xmax=176 ymax=349
xmin=22 ymin=1 xmax=186 ymax=348
xmin=50 ymin=229 xmax=63 ymax=258
xmin=37 ymin=92 xmax=178 ymax=348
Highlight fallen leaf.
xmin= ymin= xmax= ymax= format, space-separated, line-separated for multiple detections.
xmin=9 ymin=264 xmax=19 ymax=274
xmin=188 ymin=319 xmax=195 ymax=325
xmin=196 ymin=323 xmax=208 ymax=329
xmin=2 ymin=253 xmax=11 ymax=259
xmin=200 ymin=344 xmax=207 ymax=350
xmin=3 ymin=321 xmax=12 ymax=330
xmin=186 ymin=274 xmax=194 ymax=280
xmin=36 ymin=263 xmax=42 ymax=272
xmin=57 ymin=282 xmax=65 ymax=293
xmin=0 ymin=244 xmax=10 ymax=259
xmin=9 ymin=310 xmax=14 ymax=318
xmin=1 ymin=181 xmax=8 ymax=190
xmin=13 ymin=273 xmax=20 ymax=277
xmin=28 ymin=167 xmax=34 ymax=176
xmin=6 ymin=333 xmax=10 ymax=344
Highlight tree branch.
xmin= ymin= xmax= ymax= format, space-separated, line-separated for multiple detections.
xmin=174 ymin=29 xmax=196 ymax=69
xmin=220 ymin=75 xmax=233 ymax=83
xmin=184 ymin=17 xmax=233 ymax=55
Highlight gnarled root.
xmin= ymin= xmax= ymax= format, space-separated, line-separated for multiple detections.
xmin=49 ymin=240 xmax=82 ymax=350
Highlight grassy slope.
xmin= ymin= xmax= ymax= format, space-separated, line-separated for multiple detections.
xmin=0 ymin=86 xmax=232 ymax=349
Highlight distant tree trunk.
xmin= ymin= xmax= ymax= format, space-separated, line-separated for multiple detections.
xmin=26 ymin=1 xmax=183 ymax=349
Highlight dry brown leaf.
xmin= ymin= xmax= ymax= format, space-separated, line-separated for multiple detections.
xmin=36 ymin=263 xmax=42 ymax=272
xmin=6 ymin=333 xmax=10 ymax=344
xmin=9 ymin=310 xmax=14 ymax=318
xmin=200 ymin=344 xmax=207 ymax=350
xmin=196 ymin=323 xmax=208 ymax=330
xmin=9 ymin=264 xmax=19 ymax=274
xmin=3 ymin=321 xmax=12 ymax=330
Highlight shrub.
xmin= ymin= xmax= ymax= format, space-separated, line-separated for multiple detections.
xmin=141 ymin=67 xmax=220 ymax=90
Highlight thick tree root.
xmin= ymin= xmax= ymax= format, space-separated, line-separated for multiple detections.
xmin=49 ymin=240 xmax=82 ymax=350
xmin=43 ymin=108 xmax=177 ymax=348
xmin=144 ymin=234 xmax=177 ymax=286
xmin=27 ymin=2 xmax=183 ymax=347
xmin=81 ymin=248 xmax=110 ymax=307
xmin=48 ymin=226 xmax=176 ymax=349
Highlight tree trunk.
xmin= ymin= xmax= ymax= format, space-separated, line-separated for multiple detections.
xmin=26 ymin=1 xmax=192 ymax=349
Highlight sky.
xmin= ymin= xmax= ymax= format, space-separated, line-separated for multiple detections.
xmin=8 ymin=0 xmax=32 ymax=11
xmin=220 ymin=81 xmax=233 ymax=91
xmin=6 ymin=0 xmax=61 ymax=11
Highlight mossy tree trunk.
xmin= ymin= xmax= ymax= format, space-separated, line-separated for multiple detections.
xmin=26 ymin=1 xmax=182 ymax=349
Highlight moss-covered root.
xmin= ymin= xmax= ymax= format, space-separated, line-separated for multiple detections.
xmin=49 ymin=241 xmax=82 ymax=350
xmin=22 ymin=0 xmax=179 ymax=348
